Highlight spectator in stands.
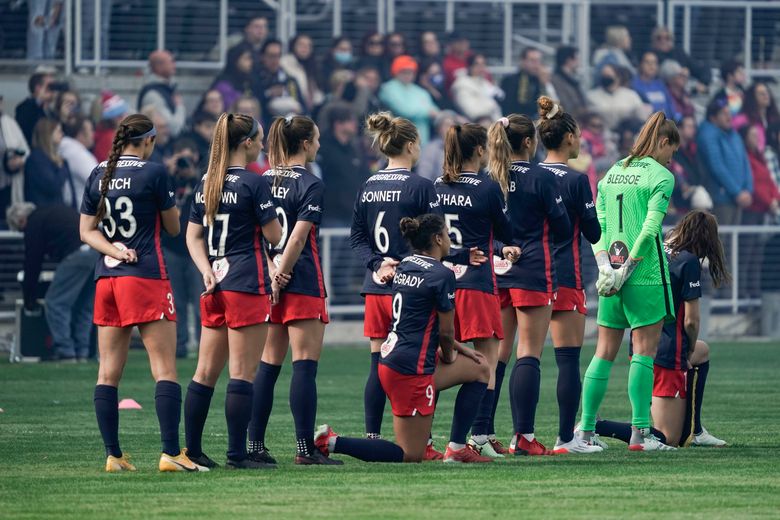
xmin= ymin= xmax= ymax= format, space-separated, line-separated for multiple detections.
xmin=550 ymin=46 xmax=586 ymax=119
xmin=53 ymin=89 xmax=81 ymax=127
xmin=442 ymin=33 xmax=472 ymax=93
xmin=317 ymin=103 xmax=370 ymax=226
xmin=661 ymin=60 xmax=695 ymax=120
xmin=500 ymin=47 xmax=545 ymax=119
xmin=212 ymin=43 xmax=256 ymax=112
xmin=92 ymin=90 xmax=128 ymax=161
xmin=631 ymin=51 xmax=678 ymax=120
xmin=321 ymin=37 xmax=356 ymax=92
xmin=15 ymin=70 xmax=54 ymax=144
xmin=140 ymin=106 xmax=172 ymax=164
xmin=24 ymin=119 xmax=74 ymax=208
xmin=452 ymin=53 xmax=503 ymax=122
xmin=59 ymin=116 xmax=96 ymax=208
xmin=0 ymin=96 xmax=29 ymax=228
xmin=766 ymin=123 xmax=780 ymax=190
xmin=161 ymin=138 xmax=203 ymax=358
xmin=26 ymin=0 xmax=64 ymax=60
xmin=256 ymin=39 xmax=304 ymax=125
xmin=669 ymin=115 xmax=712 ymax=214
xmin=10 ymin=201 xmax=98 ymax=361
xmin=715 ymin=60 xmax=747 ymax=116
xmin=416 ymin=109 xmax=458 ymax=182
xmin=379 ymin=55 xmax=438 ymax=146
xmin=232 ymin=94 xmax=262 ymax=121
xmin=587 ymin=64 xmax=650 ymax=130
xmin=137 ymin=50 xmax=187 ymax=137
xmin=418 ymin=31 xmax=442 ymax=65
xmin=359 ymin=32 xmax=388 ymax=81
xmin=650 ymin=26 xmax=711 ymax=91
xmin=281 ymin=34 xmax=325 ymax=113
xmin=733 ymin=82 xmax=780 ymax=154
xmin=580 ymin=112 xmax=618 ymax=191
xmin=592 ymin=25 xmax=635 ymax=77
xmin=195 ymin=89 xmax=225 ymax=119
xmin=179 ymin=110 xmax=217 ymax=171
xmin=339 ymin=65 xmax=383 ymax=125
xmin=384 ymin=32 xmax=407 ymax=76
xmin=697 ymin=96 xmax=753 ymax=226
xmin=229 ymin=16 xmax=269 ymax=74
xmin=417 ymin=59 xmax=451 ymax=112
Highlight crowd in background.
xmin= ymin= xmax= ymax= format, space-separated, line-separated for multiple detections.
xmin=2 ymin=19 xmax=780 ymax=358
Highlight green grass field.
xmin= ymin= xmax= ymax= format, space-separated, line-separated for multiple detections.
xmin=1 ymin=342 xmax=779 ymax=519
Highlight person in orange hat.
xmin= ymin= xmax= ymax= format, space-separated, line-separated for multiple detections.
xmin=378 ymin=55 xmax=439 ymax=146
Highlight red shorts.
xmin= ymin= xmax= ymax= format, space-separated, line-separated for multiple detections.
xmin=454 ymin=289 xmax=504 ymax=342
xmin=200 ymin=291 xmax=271 ymax=328
xmin=378 ymin=364 xmax=436 ymax=417
xmin=270 ymin=292 xmax=329 ymax=325
xmin=653 ymin=366 xmax=687 ymax=399
xmin=364 ymin=294 xmax=393 ymax=338
xmin=553 ymin=287 xmax=587 ymax=314
xmin=94 ymin=277 xmax=176 ymax=327
xmin=498 ymin=288 xmax=555 ymax=309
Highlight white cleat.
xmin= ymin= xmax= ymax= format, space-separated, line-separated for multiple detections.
xmin=575 ymin=424 xmax=609 ymax=450
xmin=692 ymin=428 xmax=727 ymax=447
xmin=468 ymin=437 xmax=505 ymax=458
xmin=553 ymin=436 xmax=604 ymax=454
xmin=628 ymin=428 xmax=676 ymax=452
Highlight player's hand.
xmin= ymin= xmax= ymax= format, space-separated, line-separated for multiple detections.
xmin=201 ymin=271 xmax=216 ymax=296
xmin=439 ymin=347 xmax=457 ymax=364
xmin=115 ymin=248 xmax=137 ymax=264
xmin=612 ymin=256 xmax=641 ymax=293
xmin=502 ymin=246 xmax=522 ymax=263
xmin=457 ymin=346 xmax=485 ymax=365
xmin=271 ymin=278 xmax=281 ymax=305
xmin=736 ymin=191 xmax=752 ymax=208
xmin=468 ymin=247 xmax=487 ymax=266
xmin=595 ymin=251 xmax=616 ymax=296
xmin=274 ymin=271 xmax=292 ymax=289
xmin=376 ymin=258 xmax=400 ymax=284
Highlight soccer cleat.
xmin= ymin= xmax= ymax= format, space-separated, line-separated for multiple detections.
xmin=225 ymin=457 xmax=276 ymax=470
xmin=294 ymin=450 xmax=344 ymax=465
xmin=692 ymin=428 xmax=727 ymax=447
xmin=314 ymin=424 xmax=338 ymax=456
xmin=159 ymin=449 xmax=210 ymax=472
xmin=575 ymin=423 xmax=609 ymax=450
xmin=553 ymin=436 xmax=604 ymax=454
xmin=187 ymin=452 xmax=219 ymax=469
xmin=510 ymin=435 xmax=553 ymax=456
xmin=424 ymin=440 xmax=444 ymax=461
xmin=468 ymin=438 xmax=505 ymax=458
xmin=105 ymin=453 xmax=136 ymax=472
xmin=248 ymin=448 xmax=278 ymax=465
xmin=443 ymin=444 xmax=493 ymax=464
xmin=488 ymin=437 xmax=509 ymax=455
xmin=628 ymin=428 xmax=677 ymax=452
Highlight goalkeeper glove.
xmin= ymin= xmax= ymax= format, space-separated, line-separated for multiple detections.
xmin=612 ymin=256 xmax=641 ymax=293
xmin=595 ymin=251 xmax=616 ymax=296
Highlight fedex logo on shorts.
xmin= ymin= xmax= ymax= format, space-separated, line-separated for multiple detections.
xmin=447 ymin=292 xmax=455 ymax=300
xmin=585 ymin=201 xmax=595 ymax=209
xmin=689 ymin=280 xmax=701 ymax=288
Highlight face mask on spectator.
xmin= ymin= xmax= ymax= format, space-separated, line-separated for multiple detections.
xmin=334 ymin=51 xmax=352 ymax=64
xmin=430 ymin=73 xmax=444 ymax=89
xmin=600 ymin=75 xmax=616 ymax=89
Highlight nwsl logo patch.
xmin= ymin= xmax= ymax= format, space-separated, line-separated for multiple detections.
xmin=609 ymin=241 xmax=628 ymax=269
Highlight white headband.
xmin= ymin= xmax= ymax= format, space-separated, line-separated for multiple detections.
xmin=546 ymin=104 xmax=560 ymax=119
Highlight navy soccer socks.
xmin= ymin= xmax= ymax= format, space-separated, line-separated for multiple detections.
xmin=290 ymin=360 xmax=318 ymax=456
xmin=225 ymin=379 xmax=253 ymax=461
xmin=94 ymin=384 xmax=121 ymax=457
xmin=155 ymin=380 xmax=182 ymax=456
xmin=364 ymin=352 xmax=387 ymax=437
xmin=489 ymin=360 xmax=507 ymax=436
xmin=510 ymin=357 xmax=541 ymax=434
xmin=184 ymin=380 xmax=214 ymax=457
xmin=554 ymin=347 xmax=582 ymax=443
xmin=248 ymin=361 xmax=282 ymax=452
xmin=333 ymin=437 xmax=404 ymax=463
xmin=450 ymin=381 xmax=488 ymax=445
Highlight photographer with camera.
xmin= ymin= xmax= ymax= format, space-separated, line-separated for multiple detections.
xmin=162 ymin=137 xmax=204 ymax=358
xmin=0 ymin=95 xmax=29 ymax=228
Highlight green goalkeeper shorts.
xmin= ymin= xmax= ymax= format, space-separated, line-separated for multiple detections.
xmin=597 ymin=284 xmax=675 ymax=330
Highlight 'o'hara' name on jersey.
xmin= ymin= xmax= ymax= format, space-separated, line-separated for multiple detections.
xmin=380 ymin=255 xmax=456 ymax=375
xmin=539 ymin=162 xmax=598 ymax=290
xmin=350 ymin=168 xmax=441 ymax=295
xmin=189 ymin=168 xmax=279 ymax=295
xmin=80 ymin=155 xmax=175 ymax=280
xmin=263 ymin=165 xmax=326 ymax=298
xmin=497 ymin=160 xmax=567 ymax=293
xmin=434 ymin=171 xmax=512 ymax=294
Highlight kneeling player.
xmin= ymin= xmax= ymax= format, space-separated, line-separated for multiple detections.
xmin=315 ymin=215 xmax=492 ymax=463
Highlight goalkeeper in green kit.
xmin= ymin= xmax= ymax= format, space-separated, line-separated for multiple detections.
xmin=577 ymin=113 xmax=680 ymax=452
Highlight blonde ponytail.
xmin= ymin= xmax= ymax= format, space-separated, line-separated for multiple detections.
xmin=624 ymin=111 xmax=680 ymax=168
xmin=203 ymin=113 xmax=231 ymax=225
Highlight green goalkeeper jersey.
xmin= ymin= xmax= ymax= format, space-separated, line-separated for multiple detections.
xmin=594 ymin=156 xmax=675 ymax=286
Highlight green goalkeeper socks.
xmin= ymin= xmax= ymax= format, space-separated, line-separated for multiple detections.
xmin=581 ymin=357 xmax=614 ymax=431
xmin=628 ymin=354 xmax=654 ymax=429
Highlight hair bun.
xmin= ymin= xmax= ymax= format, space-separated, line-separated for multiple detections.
xmin=537 ymin=95 xmax=561 ymax=119
xmin=366 ymin=112 xmax=393 ymax=133
xmin=399 ymin=216 xmax=419 ymax=237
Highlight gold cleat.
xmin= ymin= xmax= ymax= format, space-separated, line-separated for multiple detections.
xmin=106 ymin=453 xmax=137 ymax=472
xmin=159 ymin=448 xmax=209 ymax=472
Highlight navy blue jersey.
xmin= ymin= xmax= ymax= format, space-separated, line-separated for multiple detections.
xmin=379 ymin=254 xmax=456 ymax=375
xmin=495 ymin=160 xmax=568 ymax=292
xmin=350 ymin=168 xmax=441 ymax=295
xmin=656 ymin=249 xmax=702 ymax=370
xmin=188 ymin=167 xmax=279 ymax=295
xmin=539 ymin=162 xmax=599 ymax=290
xmin=263 ymin=166 xmax=326 ymax=298
xmin=81 ymin=155 xmax=176 ymax=280
xmin=434 ymin=171 xmax=512 ymax=294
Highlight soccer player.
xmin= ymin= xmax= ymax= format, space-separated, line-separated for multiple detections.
xmin=536 ymin=97 xmax=603 ymax=454
xmin=183 ymin=113 xmax=283 ymax=470
xmin=314 ymin=214 xmax=492 ymax=463
xmin=434 ymin=123 xmax=520 ymax=458
xmin=486 ymin=114 xmax=571 ymax=456
xmin=594 ymin=210 xmax=729 ymax=448
xmin=247 ymin=115 xmax=340 ymax=465
xmin=577 ymin=111 xmax=679 ymax=452
xmin=80 ymin=113 xmax=206 ymax=472
xmin=350 ymin=112 xmax=485 ymax=459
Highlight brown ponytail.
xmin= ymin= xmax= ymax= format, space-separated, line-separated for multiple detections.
xmin=536 ymin=95 xmax=578 ymax=151
xmin=443 ymin=123 xmax=486 ymax=184
xmin=365 ymin=111 xmax=418 ymax=158
xmin=266 ymin=115 xmax=316 ymax=189
xmin=487 ymin=114 xmax=535 ymax=195
xmin=666 ymin=210 xmax=730 ymax=288
xmin=96 ymin=113 xmax=153 ymax=220
xmin=623 ymin=111 xmax=680 ymax=168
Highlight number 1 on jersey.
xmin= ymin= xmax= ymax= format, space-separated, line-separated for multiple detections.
xmin=616 ymin=193 xmax=624 ymax=233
